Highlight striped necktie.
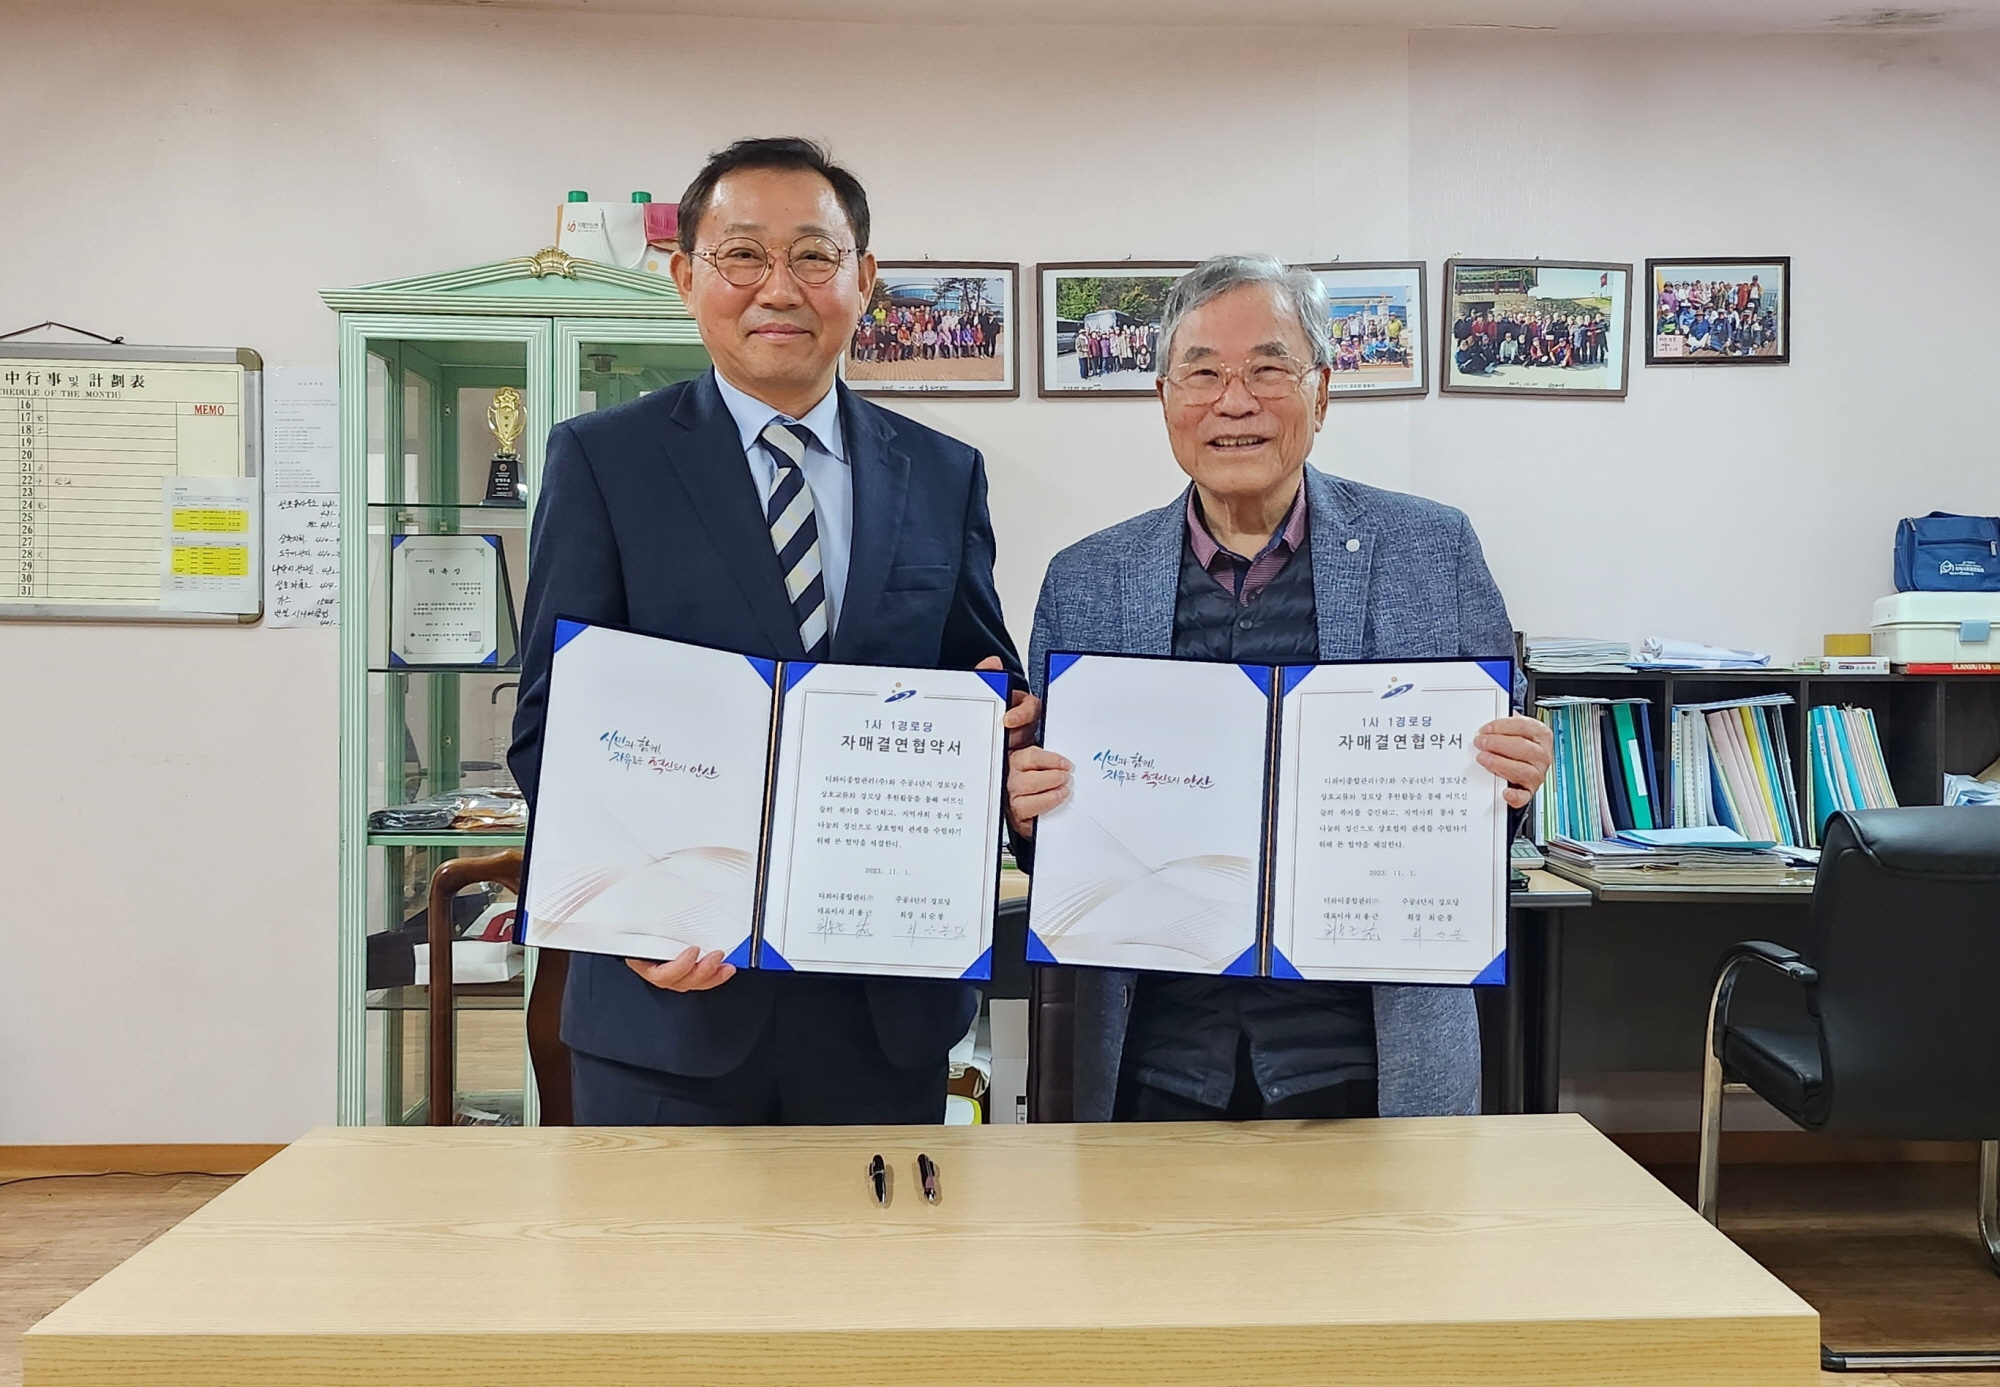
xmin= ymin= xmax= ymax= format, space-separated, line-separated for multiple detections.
xmin=759 ymin=421 xmax=831 ymax=660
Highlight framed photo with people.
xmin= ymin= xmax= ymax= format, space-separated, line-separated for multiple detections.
xmin=1037 ymin=262 xmax=1194 ymax=398
xmin=1304 ymin=262 xmax=1428 ymax=399
xmin=1644 ymin=257 xmax=1789 ymax=366
xmin=1439 ymin=259 xmax=1633 ymax=399
xmin=843 ymin=262 xmax=1019 ymax=398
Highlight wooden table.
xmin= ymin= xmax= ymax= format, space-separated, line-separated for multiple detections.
xmin=26 ymin=1118 xmax=1815 ymax=1387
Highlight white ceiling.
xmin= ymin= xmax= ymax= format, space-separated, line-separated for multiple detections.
xmin=383 ymin=0 xmax=2000 ymax=30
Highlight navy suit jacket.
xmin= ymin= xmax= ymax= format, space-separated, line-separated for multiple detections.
xmin=509 ymin=370 xmax=1019 ymax=1077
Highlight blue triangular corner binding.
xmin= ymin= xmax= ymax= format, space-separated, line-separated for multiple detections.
xmin=1238 ymin=664 xmax=1273 ymax=696
xmin=1221 ymin=943 xmax=1262 ymax=976
xmin=1280 ymin=665 xmax=1314 ymax=696
xmin=744 ymin=655 xmax=778 ymax=689
xmin=760 ymin=943 xmax=794 ymax=972
xmin=959 ymin=947 xmax=993 ymax=982
xmin=551 ymin=617 xmax=589 ymax=654
xmin=1024 ymin=928 xmax=1060 ymax=965
xmin=1471 ymin=950 xmax=1507 ymax=987
xmin=976 ymin=670 xmax=1011 ymax=699
xmin=1047 ymin=652 xmax=1081 ymax=684
xmin=783 ymin=661 xmax=817 ymax=692
xmin=389 ymin=533 xmax=408 ymax=550
xmin=722 ymin=936 xmax=755 ymax=970
xmin=480 ymin=534 xmax=502 ymax=551
xmin=1269 ymin=947 xmax=1304 ymax=980
xmin=1476 ymin=659 xmax=1513 ymax=693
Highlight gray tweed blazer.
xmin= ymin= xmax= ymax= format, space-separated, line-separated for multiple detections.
xmin=1025 ymin=464 xmax=1518 ymax=1121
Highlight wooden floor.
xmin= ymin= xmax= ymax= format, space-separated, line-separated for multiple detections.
xmin=3 ymin=1159 xmax=1996 ymax=1386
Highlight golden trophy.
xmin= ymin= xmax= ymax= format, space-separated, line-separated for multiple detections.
xmin=482 ymin=387 xmax=527 ymax=506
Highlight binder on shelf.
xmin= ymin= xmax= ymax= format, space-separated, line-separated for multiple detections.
xmin=1532 ymin=696 xmax=1661 ymax=844
xmin=1668 ymin=694 xmax=1805 ymax=847
xmin=1806 ymin=704 xmax=1898 ymax=834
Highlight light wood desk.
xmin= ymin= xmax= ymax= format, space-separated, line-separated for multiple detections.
xmin=27 ymin=1117 xmax=1814 ymax=1387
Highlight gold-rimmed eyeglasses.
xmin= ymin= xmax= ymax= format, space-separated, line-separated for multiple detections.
xmin=1162 ymin=357 xmax=1323 ymax=408
xmin=692 ymin=235 xmax=855 ymax=287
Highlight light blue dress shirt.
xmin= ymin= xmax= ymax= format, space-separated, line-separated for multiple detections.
xmin=712 ymin=369 xmax=853 ymax=639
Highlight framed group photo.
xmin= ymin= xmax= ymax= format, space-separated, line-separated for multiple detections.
xmin=1306 ymin=262 xmax=1428 ymax=399
xmin=843 ymin=262 xmax=1019 ymax=397
xmin=1645 ymin=257 xmax=1789 ymax=365
xmin=1440 ymin=260 xmax=1633 ymax=399
xmin=1037 ymin=262 xmax=1193 ymax=398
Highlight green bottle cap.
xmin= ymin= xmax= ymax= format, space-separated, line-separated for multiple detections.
xmin=566 ymin=190 xmax=590 ymax=203
xmin=631 ymin=191 xmax=652 ymax=203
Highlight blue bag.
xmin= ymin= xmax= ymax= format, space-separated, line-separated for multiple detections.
xmin=1895 ymin=513 xmax=2000 ymax=592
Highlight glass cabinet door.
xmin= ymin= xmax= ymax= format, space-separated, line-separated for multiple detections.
xmin=553 ymin=320 xmax=707 ymax=431
xmin=346 ymin=324 xmax=547 ymax=1127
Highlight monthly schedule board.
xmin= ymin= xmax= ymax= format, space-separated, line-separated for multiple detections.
xmin=1 ymin=344 xmax=262 ymax=621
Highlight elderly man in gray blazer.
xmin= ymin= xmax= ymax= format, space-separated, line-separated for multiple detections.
xmin=1006 ymin=255 xmax=1553 ymax=1123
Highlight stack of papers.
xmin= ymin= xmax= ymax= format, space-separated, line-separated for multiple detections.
xmin=1526 ymin=637 xmax=1633 ymax=671
xmin=1944 ymin=773 xmax=2000 ymax=807
xmin=1635 ymin=638 xmax=1771 ymax=670
xmin=1546 ymin=831 xmax=1809 ymax=885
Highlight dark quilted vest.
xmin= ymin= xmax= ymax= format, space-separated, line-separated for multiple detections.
xmin=1171 ymin=525 xmax=1320 ymax=663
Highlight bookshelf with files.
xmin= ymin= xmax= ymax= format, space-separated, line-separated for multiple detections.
xmin=1510 ymin=667 xmax=2000 ymax=1140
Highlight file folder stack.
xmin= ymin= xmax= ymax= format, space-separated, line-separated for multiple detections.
xmin=1544 ymin=830 xmax=1799 ymax=886
xmin=1669 ymin=695 xmax=1806 ymax=847
xmin=1533 ymin=697 xmax=1662 ymax=844
xmin=1525 ymin=637 xmax=1633 ymax=672
xmin=1807 ymin=704 xmax=1899 ymax=834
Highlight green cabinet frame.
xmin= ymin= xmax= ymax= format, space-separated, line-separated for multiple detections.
xmin=326 ymin=249 xmax=704 ymax=1125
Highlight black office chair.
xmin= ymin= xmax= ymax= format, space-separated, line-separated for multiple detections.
xmin=1698 ymin=807 xmax=2000 ymax=1373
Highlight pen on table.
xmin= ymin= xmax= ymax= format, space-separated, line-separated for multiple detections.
xmin=916 ymin=1152 xmax=941 ymax=1205
xmin=867 ymin=1153 xmax=890 ymax=1207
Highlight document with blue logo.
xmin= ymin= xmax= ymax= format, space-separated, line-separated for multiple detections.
xmin=1028 ymin=653 xmax=1511 ymax=985
xmin=521 ymin=620 xmax=1008 ymax=981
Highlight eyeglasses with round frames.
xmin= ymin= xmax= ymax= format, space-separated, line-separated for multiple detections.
xmin=1162 ymin=356 xmax=1324 ymax=407
xmin=693 ymin=235 xmax=855 ymax=288
xmin=1161 ymin=356 xmax=1323 ymax=408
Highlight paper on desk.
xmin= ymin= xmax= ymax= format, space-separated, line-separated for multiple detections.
xmin=1614 ymin=826 xmax=1775 ymax=850
xmin=159 ymin=476 xmax=260 ymax=614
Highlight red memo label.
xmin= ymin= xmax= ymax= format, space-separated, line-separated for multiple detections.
xmin=193 ymin=403 xmax=226 ymax=415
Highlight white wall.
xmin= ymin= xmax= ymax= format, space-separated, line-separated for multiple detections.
xmin=1 ymin=1 xmax=1994 ymax=1142
xmin=1409 ymin=30 xmax=2000 ymax=659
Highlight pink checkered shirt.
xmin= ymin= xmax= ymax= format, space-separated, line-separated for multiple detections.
xmin=1185 ymin=482 xmax=1309 ymax=605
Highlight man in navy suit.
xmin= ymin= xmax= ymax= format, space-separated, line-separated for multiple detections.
xmin=510 ymin=137 xmax=1027 ymax=1125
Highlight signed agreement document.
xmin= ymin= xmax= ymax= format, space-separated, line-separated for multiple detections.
xmin=521 ymin=620 xmax=1008 ymax=981
xmin=1028 ymin=653 xmax=1512 ymax=985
